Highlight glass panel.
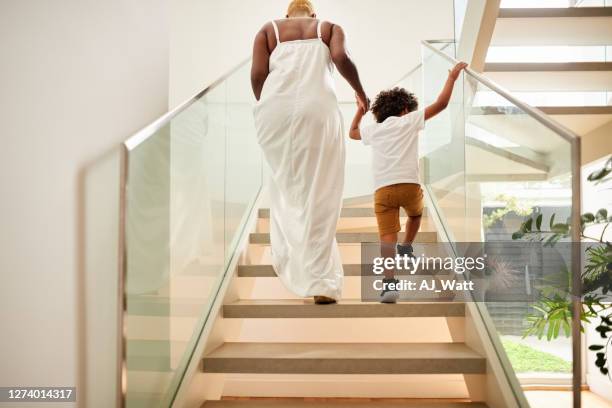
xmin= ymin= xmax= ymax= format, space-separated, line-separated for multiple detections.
xmin=422 ymin=41 xmax=468 ymax=242
xmin=422 ymin=41 xmax=579 ymax=407
xmin=340 ymin=101 xmax=375 ymax=198
xmin=123 ymin=61 xmax=261 ymax=407
xmin=125 ymin=121 xmax=172 ymax=407
xmin=464 ymin=75 xmax=576 ymax=407
xmin=226 ymin=63 xmax=263 ymax=258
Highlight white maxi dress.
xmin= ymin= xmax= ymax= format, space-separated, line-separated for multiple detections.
xmin=253 ymin=20 xmax=344 ymax=300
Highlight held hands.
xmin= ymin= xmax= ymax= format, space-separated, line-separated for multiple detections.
xmin=356 ymin=92 xmax=370 ymax=114
xmin=448 ymin=62 xmax=468 ymax=81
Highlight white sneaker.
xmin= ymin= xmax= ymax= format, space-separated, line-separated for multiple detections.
xmin=380 ymin=278 xmax=400 ymax=303
xmin=380 ymin=290 xmax=400 ymax=304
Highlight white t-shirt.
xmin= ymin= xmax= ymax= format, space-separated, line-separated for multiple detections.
xmin=360 ymin=110 xmax=425 ymax=191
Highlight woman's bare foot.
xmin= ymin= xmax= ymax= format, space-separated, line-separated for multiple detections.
xmin=314 ymin=296 xmax=337 ymax=305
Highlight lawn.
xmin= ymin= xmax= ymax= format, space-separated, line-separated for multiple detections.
xmin=502 ymin=339 xmax=572 ymax=373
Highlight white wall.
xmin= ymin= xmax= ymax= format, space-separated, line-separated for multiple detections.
xmin=169 ymin=0 xmax=455 ymax=107
xmin=0 ymin=1 xmax=169 ymax=407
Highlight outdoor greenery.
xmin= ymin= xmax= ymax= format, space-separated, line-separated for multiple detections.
xmin=502 ymin=339 xmax=571 ymax=373
xmin=483 ymin=194 xmax=533 ymax=228
xmin=511 ymin=156 xmax=612 ymax=379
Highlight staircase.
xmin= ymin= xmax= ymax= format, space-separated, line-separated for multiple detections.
xmin=120 ymin=4 xmax=589 ymax=408
xmin=482 ymin=5 xmax=612 ymax=165
xmin=195 ymin=202 xmax=501 ymax=408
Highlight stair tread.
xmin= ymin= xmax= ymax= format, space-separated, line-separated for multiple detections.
xmin=223 ymin=300 xmax=465 ymax=318
xmin=202 ymin=342 xmax=486 ymax=374
xmin=492 ymin=11 xmax=612 ymax=47
xmin=237 ymin=264 xmax=446 ymax=277
xmin=202 ymin=400 xmax=489 ymax=408
xmin=239 ymin=264 xmax=361 ymax=277
xmin=249 ymin=232 xmax=437 ymax=244
xmin=498 ymin=7 xmax=612 ymax=18
xmin=259 ymin=208 xmax=427 ymax=219
xmin=205 ymin=342 xmax=482 ymax=360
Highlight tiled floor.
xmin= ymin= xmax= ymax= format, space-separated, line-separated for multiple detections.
xmin=525 ymin=391 xmax=612 ymax=408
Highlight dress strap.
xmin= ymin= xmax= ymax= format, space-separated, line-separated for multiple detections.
xmin=271 ymin=20 xmax=281 ymax=44
xmin=316 ymin=20 xmax=322 ymax=39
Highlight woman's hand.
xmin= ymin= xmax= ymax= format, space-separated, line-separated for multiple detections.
xmin=356 ymin=92 xmax=370 ymax=114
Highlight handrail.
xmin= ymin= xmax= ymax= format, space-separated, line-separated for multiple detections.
xmin=123 ymin=57 xmax=251 ymax=151
xmin=422 ymin=40 xmax=580 ymax=143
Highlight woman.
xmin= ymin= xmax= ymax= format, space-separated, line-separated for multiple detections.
xmin=251 ymin=0 xmax=368 ymax=304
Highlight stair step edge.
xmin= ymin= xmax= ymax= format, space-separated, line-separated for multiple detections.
xmin=236 ymin=264 xmax=448 ymax=277
xmin=202 ymin=401 xmax=489 ymax=408
xmin=223 ymin=301 xmax=465 ymax=318
xmin=249 ymin=232 xmax=438 ymax=244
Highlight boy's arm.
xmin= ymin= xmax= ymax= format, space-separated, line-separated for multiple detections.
xmin=349 ymin=106 xmax=366 ymax=140
xmin=424 ymin=62 xmax=468 ymax=121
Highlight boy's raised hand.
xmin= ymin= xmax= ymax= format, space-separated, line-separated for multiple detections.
xmin=449 ymin=62 xmax=468 ymax=81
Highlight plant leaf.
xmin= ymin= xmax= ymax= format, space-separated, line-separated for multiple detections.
xmin=524 ymin=218 xmax=533 ymax=232
xmin=596 ymin=209 xmax=608 ymax=222
xmin=582 ymin=213 xmax=595 ymax=224
xmin=549 ymin=213 xmax=556 ymax=230
xmin=552 ymin=224 xmax=569 ymax=235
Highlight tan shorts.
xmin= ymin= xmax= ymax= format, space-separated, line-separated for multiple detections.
xmin=374 ymin=183 xmax=424 ymax=236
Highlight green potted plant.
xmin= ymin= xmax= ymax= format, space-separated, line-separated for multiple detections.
xmin=512 ymin=156 xmax=612 ymax=378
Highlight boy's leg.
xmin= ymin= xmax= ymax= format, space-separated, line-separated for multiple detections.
xmin=380 ymin=232 xmax=398 ymax=279
xmin=402 ymin=215 xmax=422 ymax=245
xmin=374 ymin=186 xmax=401 ymax=280
xmin=398 ymin=184 xmax=425 ymax=255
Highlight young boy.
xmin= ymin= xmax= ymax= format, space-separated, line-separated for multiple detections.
xmin=349 ymin=62 xmax=467 ymax=303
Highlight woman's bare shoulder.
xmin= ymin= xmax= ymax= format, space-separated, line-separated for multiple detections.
xmin=322 ymin=21 xmax=345 ymax=33
xmin=320 ymin=20 xmax=343 ymax=42
xmin=257 ymin=21 xmax=274 ymax=35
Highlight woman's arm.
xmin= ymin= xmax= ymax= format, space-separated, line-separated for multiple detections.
xmin=251 ymin=25 xmax=271 ymax=100
xmin=329 ymin=24 xmax=369 ymax=112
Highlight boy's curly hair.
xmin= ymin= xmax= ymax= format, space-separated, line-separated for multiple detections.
xmin=371 ymin=87 xmax=418 ymax=123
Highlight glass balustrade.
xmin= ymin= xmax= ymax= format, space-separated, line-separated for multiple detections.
xmin=120 ymin=60 xmax=262 ymax=407
xmin=422 ymin=40 xmax=581 ymax=407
